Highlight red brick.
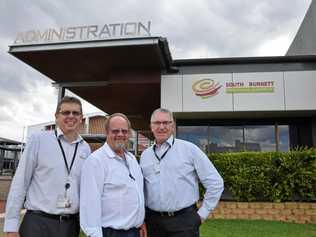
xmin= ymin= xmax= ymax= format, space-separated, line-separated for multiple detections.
xmin=276 ymin=215 xmax=287 ymax=222
xmin=237 ymin=203 xmax=249 ymax=209
xmin=310 ymin=204 xmax=316 ymax=209
xmin=225 ymin=203 xmax=237 ymax=209
xmin=248 ymin=214 xmax=261 ymax=220
xmin=0 ymin=200 xmax=6 ymax=213
xmin=255 ymin=209 xmax=268 ymax=215
xmin=285 ymin=202 xmax=298 ymax=209
xmin=248 ymin=202 xmax=263 ymax=209
xmin=243 ymin=209 xmax=255 ymax=215
xmin=237 ymin=214 xmax=249 ymax=219
xmin=298 ymin=203 xmax=310 ymax=209
xmin=305 ymin=209 xmax=316 ymax=216
xmin=262 ymin=214 xmax=274 ymax=221
xmin=262 ymin=203 xmax=273 ymax=209
xmin=273 ymin=203 xmax=285 ymax=209
xmin=267 ymin=209 xmax=280 ymax=215
xmin=280 ymin=209 xmax=292 ymax=215
xmin=231 ymin=209 xmax=243 ymax=215
xmin=310 ymin=215 xmax=316 ymax=224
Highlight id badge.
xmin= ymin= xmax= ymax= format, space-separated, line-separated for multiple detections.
xmin=56 ymin=195 xmax=72 ymax=208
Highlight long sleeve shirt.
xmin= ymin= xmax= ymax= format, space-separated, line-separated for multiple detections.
xmin=80 ymin=143 xmax=145 ymax=237
xmin=140 ymin=136 xmax=224 ymax=220
xmin=3 ymin=128 xmax=91 ymax=232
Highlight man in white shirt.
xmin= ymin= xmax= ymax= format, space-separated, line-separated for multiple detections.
xmin=80 ymin=113 xmax=146 ymax=237
xmin=140 ymin=108 xmax=224 ymax=237
xmin=3 ymin=96 xmax=91 ymax=237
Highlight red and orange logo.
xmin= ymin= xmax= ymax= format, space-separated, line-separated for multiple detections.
xmin=192 ymin=79 xmax=222 ymax=98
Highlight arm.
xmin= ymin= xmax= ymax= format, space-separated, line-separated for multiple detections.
xmin=80 ymin=157 xmax=105 ymax=237
xmin=139 ymin=223 xmax=147 ymax=237
xmin=4 ymin=135 xmax=38 ymax=233
xmin=191 ymin=145 xmax=224 ymax=221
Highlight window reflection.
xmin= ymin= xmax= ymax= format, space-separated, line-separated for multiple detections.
xmin=244 ymin=126 xmax=275 ymax=152
xmin=177 ymin=124 xmax=290 ymax=153
xmin=279 ymin=125 xmax=290 ymax=151
xmin=209 ymin=126 xmax=243 ymax=152
xmin=177 ymin=126 xmax=208 ymax=152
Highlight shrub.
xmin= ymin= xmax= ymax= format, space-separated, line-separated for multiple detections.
xmin=207 ymin=148 xmax=316 ymax=202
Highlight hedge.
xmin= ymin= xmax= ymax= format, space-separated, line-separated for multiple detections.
xmin=207 ymin=148 xmax=316 ymax=202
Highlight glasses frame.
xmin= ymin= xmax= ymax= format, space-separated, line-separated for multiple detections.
xmin=59 ymin=110 xmax=82 ymax=116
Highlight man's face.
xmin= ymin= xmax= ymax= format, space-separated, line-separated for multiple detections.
xmin=106 ymin=116 xmax=130 ymax=152
xmin=150 ymin=111 xmax=175 ymax=145
xmin=55 ymin=102 xmax=82 ymax=135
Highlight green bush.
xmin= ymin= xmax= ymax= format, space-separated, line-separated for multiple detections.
xmin=207 ymin=148 xmax=316 ymax=202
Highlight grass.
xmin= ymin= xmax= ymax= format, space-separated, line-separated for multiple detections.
xmin=78 ymin=219 xmax=316 ymax=237
xmin=200 ymin=219 xmax=316 ymax=237
xmin=79 ymin=219 xmax=316 ymax=237
xmin=1 ymin=219 xmax=314 ymax=237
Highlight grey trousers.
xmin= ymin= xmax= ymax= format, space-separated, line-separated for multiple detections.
xmin=19 ymin=211 xmax=80 ymax=237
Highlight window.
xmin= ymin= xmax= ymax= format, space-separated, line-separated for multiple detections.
xmin=177 ymin=126 xmax=208 ymax=152
xmin=177 ymin=124 xmax=290 ymax=153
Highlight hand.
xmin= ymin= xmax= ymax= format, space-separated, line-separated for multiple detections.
xmin=139 ymin=223 xmax=147 ymax=237
xmin=4 ymin=232 xmax=20 ymax=237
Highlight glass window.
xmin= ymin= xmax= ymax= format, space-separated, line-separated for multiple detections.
xmin=244 ymin=125 xmax=275 ymax=152
xmin=177 ymin=126 xmax=208 ymax=152
xmin=278 ymin=125 xmax=290 ymax=151
xmin=177 ymin=124 xmax=290 ymax=153
xmin=209 ymin=126 xmax=244 ymax=152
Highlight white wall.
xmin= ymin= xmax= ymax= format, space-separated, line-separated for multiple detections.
xmin=161 ymin=70 xmax=316 ymax=112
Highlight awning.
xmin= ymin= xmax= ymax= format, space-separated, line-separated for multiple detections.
xmin=9 ymin=37 xmax=175 ymax=131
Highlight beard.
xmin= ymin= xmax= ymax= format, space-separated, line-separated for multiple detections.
xmin=114 ymin=141 xmax=126 ymax=150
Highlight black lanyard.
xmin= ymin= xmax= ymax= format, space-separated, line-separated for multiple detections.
xmin=153 ymin=138 xmax=175 ymax=162
xmin=55 ymin=130 xmax=79 ymax=175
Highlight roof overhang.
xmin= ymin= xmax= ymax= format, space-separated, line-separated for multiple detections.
xmin=9 ymin=37 xmax=175 ymax=131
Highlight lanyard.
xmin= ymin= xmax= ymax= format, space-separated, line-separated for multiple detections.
xmin=153 ymin=138 xmax=175 ymax=162
xmin=55 ymin=130 xmax=79 ymax=175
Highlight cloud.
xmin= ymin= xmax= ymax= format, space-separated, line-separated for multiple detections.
xmin=0 ymin=0 xmax=312 ymax=141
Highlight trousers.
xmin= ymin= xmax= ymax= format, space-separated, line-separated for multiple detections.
xmin=19 ymin=211 xmax=80 ymax=237
xmin=102 ymin=227 xmax=140 ymax=237
xmin=145 ymin=205 xmax=201 ymax=237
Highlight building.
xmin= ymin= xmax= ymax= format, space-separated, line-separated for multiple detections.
xmin=27 ymin=112 xmax=151 ymax=153
xmin=0 ymin=137 xmax=23 ymax=175
xmin=8 ymin=1 xmax=316 ymax=153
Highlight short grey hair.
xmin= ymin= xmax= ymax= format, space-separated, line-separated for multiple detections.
xmin=150 ymin=108 xmax=174 ymax=122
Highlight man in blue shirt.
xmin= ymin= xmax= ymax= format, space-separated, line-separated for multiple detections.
xmin=140 ymin=108 xmax=224 ymax=237
xmin=80 ymin=113 xmax=146 ymax=237
xmin=4 ymin=96 xmax=91 ymax=237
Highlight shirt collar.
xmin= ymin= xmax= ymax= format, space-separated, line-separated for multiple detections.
xmin=103 ymin=142 xmax=132 ymax=161
xmin=154 ymin=135 xmax=174 ymax=147
xmin=55 ymin=127 xmax=83 ymax=144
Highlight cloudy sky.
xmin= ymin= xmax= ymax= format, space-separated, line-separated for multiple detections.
xmin=0 ymin=0 xmax=312 ymax=141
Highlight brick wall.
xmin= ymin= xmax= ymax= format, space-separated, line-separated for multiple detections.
xmin=209 ymin=201 xmax=316 ymax=224
xmin=0 ymin=177 xmax=12 ymax=213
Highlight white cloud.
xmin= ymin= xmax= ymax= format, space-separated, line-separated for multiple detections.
xmin=0 ymin=0 xmax=313 ymax=141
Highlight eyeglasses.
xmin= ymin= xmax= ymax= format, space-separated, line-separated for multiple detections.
xmin=110 ymin=129 xmax=129 ymax=135
xmin=151 ymin=121 xmax=173 ymax=126
xmin=59 ymin=110 xmax=82 ymax=116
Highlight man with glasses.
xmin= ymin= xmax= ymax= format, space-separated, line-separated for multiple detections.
xmin=140 ymin=108 xmax=224 ymax=237
xmin=80 ymin=113 xmax=146 ymax=237
xmin=4 ymin=96 xmax=91 ymax=237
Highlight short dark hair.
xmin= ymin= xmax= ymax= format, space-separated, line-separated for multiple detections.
xmin=55 ymin=96 xmax=83 ymax=114
xmin=105 ymin=113 xmax=131 ymax=133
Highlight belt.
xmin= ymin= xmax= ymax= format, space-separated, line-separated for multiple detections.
xmin=146 ymin=204 xmax=197 ymax=217
xmin=27 ymin=210 xmax=79 ymax=221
